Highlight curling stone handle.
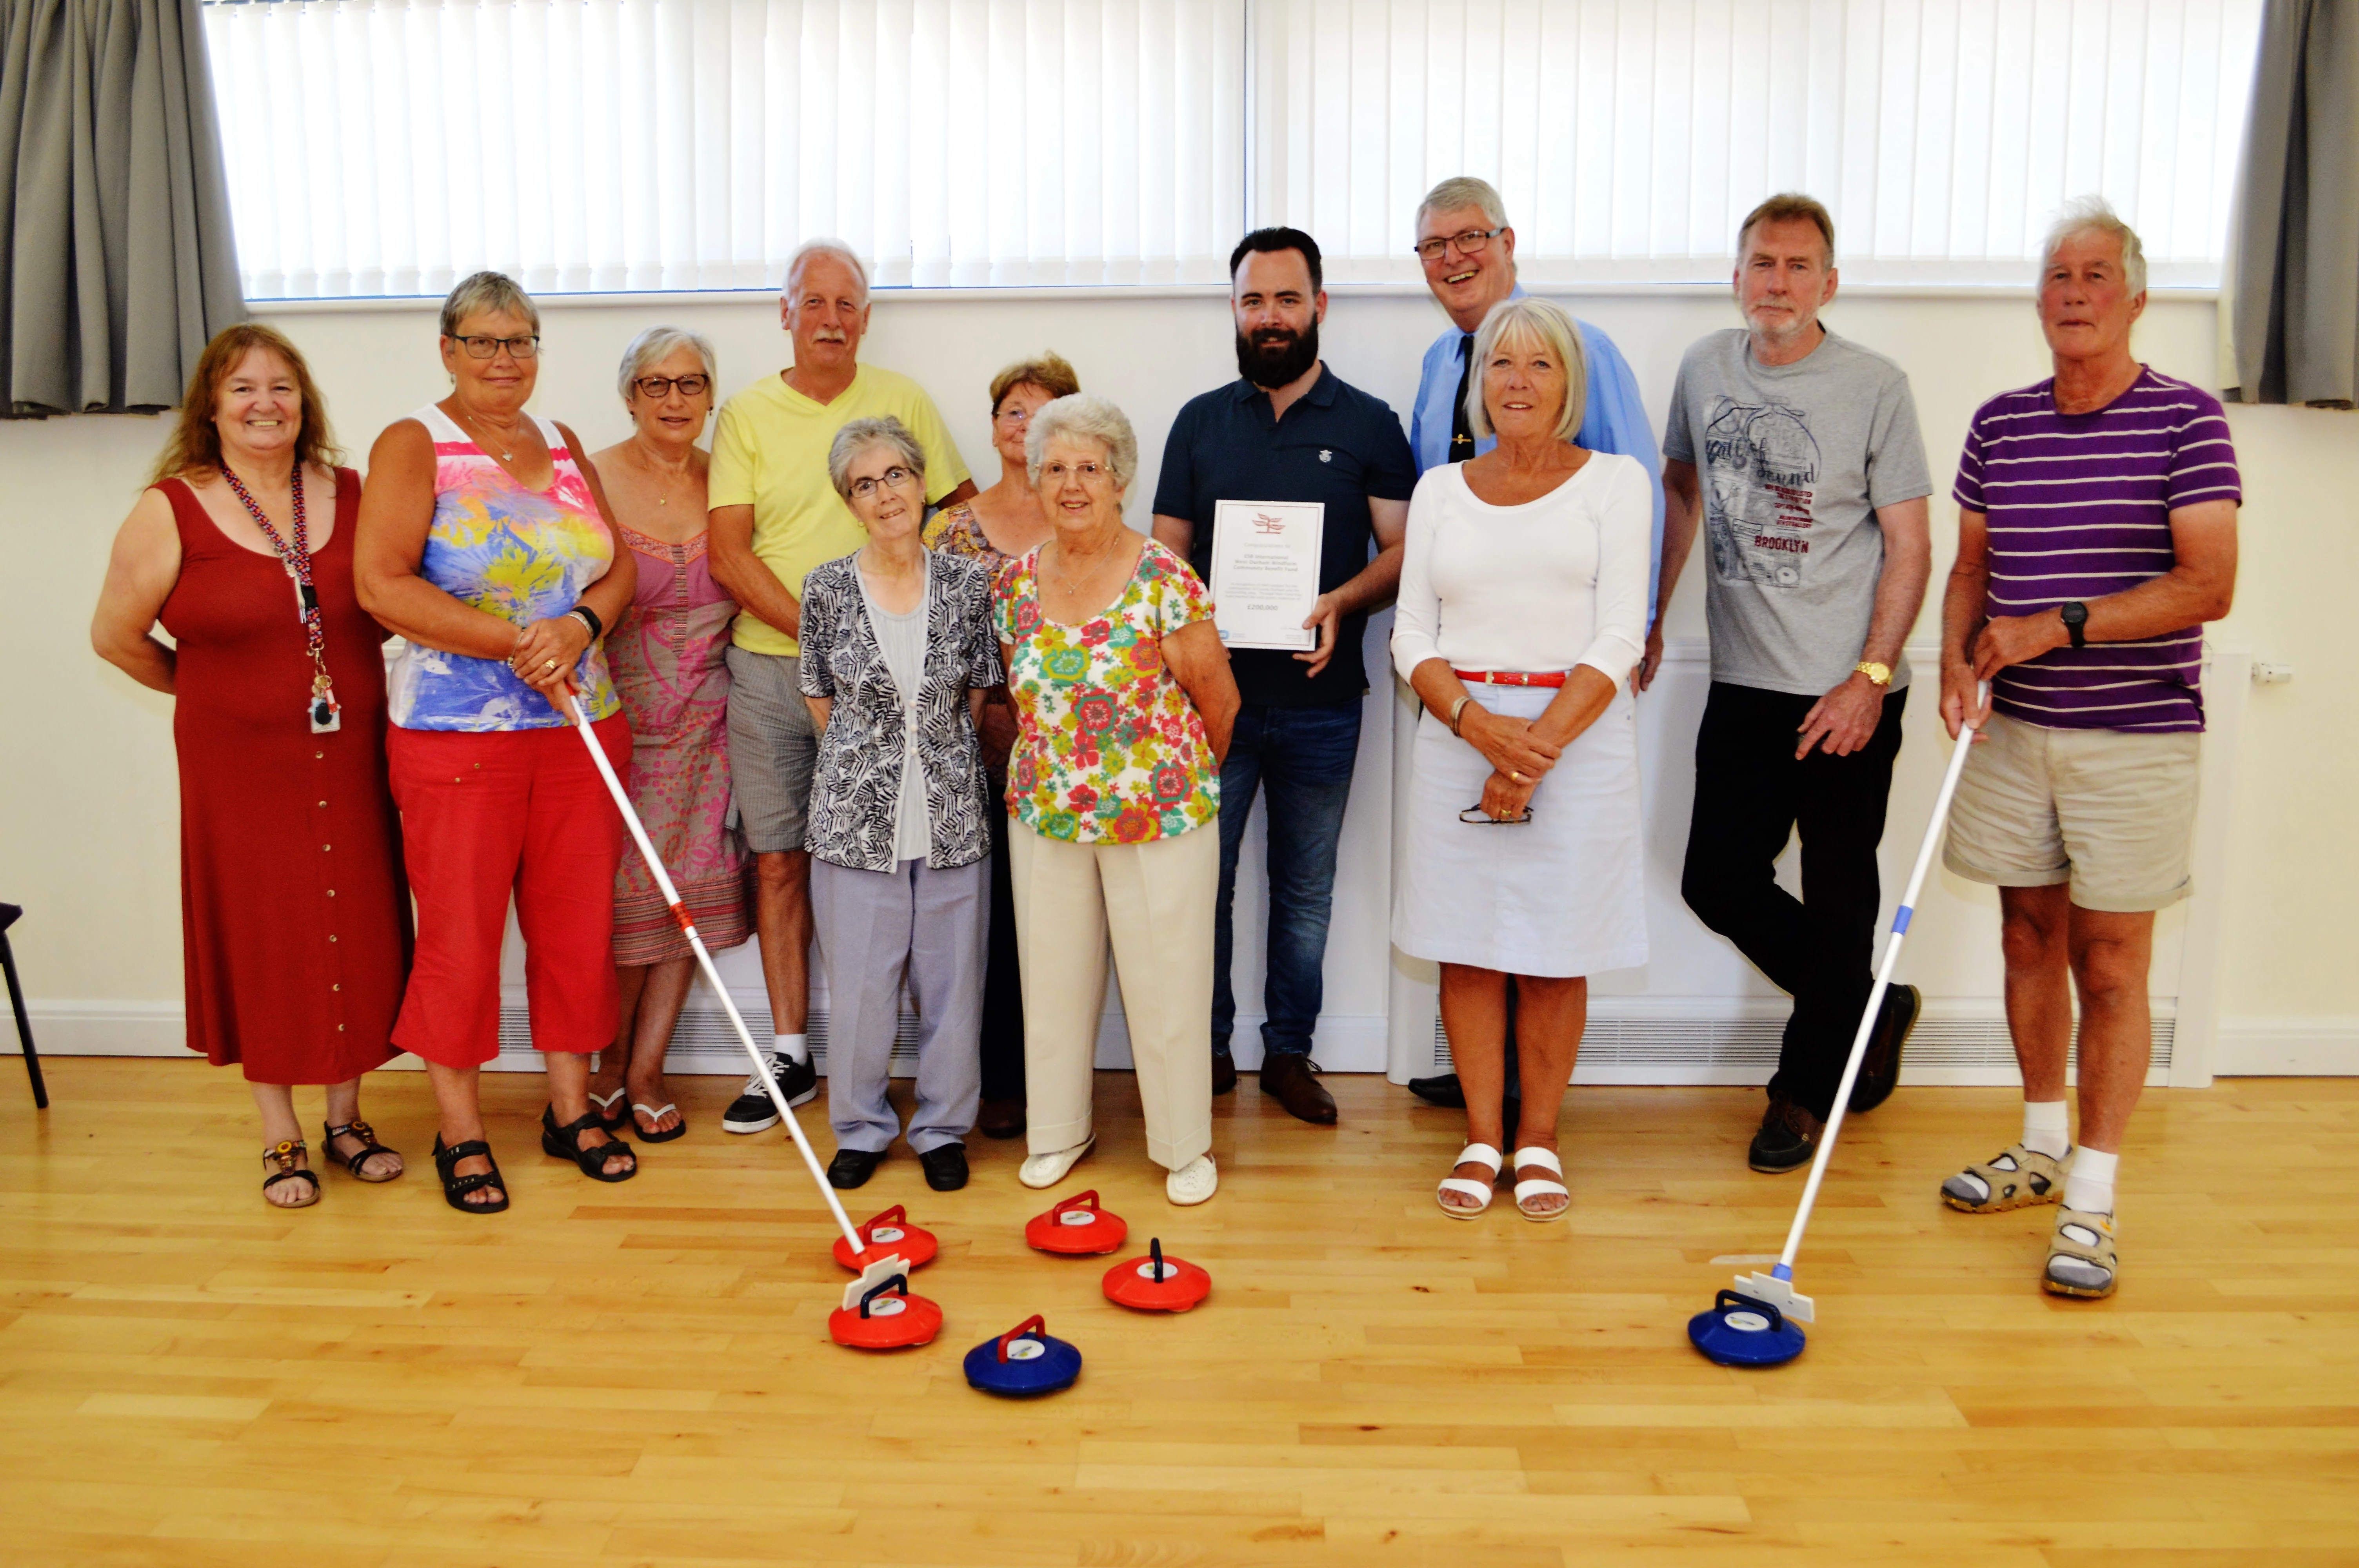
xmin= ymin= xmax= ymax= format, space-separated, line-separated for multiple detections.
xmin=859 ymin=1274 xmax=911 ymax=1317
xmin=996 ymin=1314 xmax=1047 ymax=1362
xmin=1716 ymin=1289 xmax=1785 ymax=1331
xmin=1149 ymin=1238 xmax=1165 ymax=1281
xmin=1052 ymin=1189 xmax=1100 ymax=1215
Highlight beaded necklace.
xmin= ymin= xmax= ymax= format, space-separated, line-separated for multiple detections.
xmin=220 ymin=462 xmax=341 ymax=732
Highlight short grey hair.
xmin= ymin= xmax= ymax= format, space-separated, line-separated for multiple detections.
xmin=2041 ymin=196 xmax=2147 ymax=296
xmin=440 ymin=270 xmax=539 ymax=338
xmin=783 ymin=239 xmax=871 ymax=307
xmin=1024 ymin=394 xmax=1138 ymax=489
xmin=827 ymin=416 xmax=926 ymax=501
xmin=1416 ymin=175 xmax=1508 ymax=234
xmin=616 ymin=325 xmax=718 ymax=403
xmin=1465 ymin=297 xmax=1588 ymax=445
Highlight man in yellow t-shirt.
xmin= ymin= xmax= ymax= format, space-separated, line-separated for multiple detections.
xmin=710 ymin=238 xmax=974 ymax=1135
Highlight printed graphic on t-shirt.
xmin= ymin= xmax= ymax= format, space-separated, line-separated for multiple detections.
xmin=1701 ymin=396 xmax=1821 ymax=589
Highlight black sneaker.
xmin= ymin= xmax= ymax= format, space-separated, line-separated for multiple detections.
xmin=1748 ymin=1097 xmax=1826 ymax=1174
xmin=722 ymin=1053 xmax=817 ymax=1134
xmin=920 ymin=1143 xmax=969 ymax=1191
xmin=1848 ymin=984 xmax=1921 ymax=1115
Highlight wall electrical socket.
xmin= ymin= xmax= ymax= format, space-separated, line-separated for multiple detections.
xmin=2252 ymin=662 xmax=2295 ymax=685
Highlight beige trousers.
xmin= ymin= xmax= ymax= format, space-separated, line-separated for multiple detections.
xmin=1009 ymin=821 xmax=1216 ymax=1172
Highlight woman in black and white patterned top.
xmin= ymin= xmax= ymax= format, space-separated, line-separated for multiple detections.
xmin=797 ymin=417 xmax=1003 ymax=1193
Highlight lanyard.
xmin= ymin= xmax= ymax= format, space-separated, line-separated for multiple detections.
xmin=220 ymin=463 xmax=342 ymax=732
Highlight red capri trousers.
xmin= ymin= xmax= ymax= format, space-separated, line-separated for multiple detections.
xmin=387 ymin=716 xmax=632 ymax=1069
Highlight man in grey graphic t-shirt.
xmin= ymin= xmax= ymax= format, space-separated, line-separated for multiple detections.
xmin=1641 ymin=192 xmax=1935 ymax=1175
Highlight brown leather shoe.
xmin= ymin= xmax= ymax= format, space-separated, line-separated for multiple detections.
xmin=1259 ymin=1053 xmax=1337 ymax=1125
xmin=1848 ymin=983 xmax=1920 ymax=1115
xmin=1211 ymin=1049 xmax=1237 ymax=1096
xmin=977 ymin=1097 xmax=1026 ymax=1140
xmin=1748 ymin=1096 xmax=1825 ymax=1173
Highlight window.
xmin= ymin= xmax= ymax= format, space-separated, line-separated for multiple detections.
xmin=205 ymin=0 xmax=2261 ymax=299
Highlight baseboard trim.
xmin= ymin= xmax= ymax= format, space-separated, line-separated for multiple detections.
xmin=2214 ymin=1017 xmax=2359 ymax=1076
xmin=20 ymin=1000 xmax=2359 ymax=1082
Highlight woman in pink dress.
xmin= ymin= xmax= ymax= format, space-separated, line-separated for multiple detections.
xmin=587 ymin=328 xmax=751 ymax=1140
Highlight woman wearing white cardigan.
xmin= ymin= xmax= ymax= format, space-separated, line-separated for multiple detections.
xmin=1392 ymin=296 xmax=1652 ymax=1223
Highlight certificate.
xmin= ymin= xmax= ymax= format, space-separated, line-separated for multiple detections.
xmin=1209 ymin=499 xmax=1324 ymax=651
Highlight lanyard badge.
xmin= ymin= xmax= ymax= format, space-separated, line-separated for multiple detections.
xmin=223 ymin=463 xmax=342 ymax=734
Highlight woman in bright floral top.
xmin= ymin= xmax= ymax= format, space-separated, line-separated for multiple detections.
xmin=995 ymin=394 xmax=1239 ymax=1206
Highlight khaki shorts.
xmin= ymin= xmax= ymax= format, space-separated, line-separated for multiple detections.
xmin=1943 ymin=712 xmax=2199 ymax=913
xmin=724 ymin=647 xmax=817 ymax=855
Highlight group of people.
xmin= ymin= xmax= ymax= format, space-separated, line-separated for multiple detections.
xmin=91 ymin=174 xmax=2237 ymax=1300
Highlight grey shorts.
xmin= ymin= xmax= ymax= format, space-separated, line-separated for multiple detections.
xmin=1942 ymin=711 xmax=2200 ymax=914
xmin=725 ymin=646 xmax=818 ymax=855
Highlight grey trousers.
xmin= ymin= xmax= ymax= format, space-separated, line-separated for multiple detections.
xmin=811 ymin=855 xmax=987 ymax=1154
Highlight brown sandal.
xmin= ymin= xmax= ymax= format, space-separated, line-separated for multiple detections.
xmin=261 ymin=1140 xmax=320 ymax=1209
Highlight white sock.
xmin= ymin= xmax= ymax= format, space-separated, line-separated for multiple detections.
xmin=774 ymin=1032 xmax=810 ymax=1066
xmin=2064 ymin=1146 xmax=2117 ymax=1216
xmin=2022 ymin=1099 xmax=2071 ymax=1160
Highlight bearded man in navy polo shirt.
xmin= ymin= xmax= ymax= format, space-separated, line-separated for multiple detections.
xmin=1152 ymin=227 xmax=1418 ymax=1126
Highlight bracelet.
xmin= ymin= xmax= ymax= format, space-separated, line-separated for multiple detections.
xmin=1447 ymin=695 xmax=1474 ymax=736
xmin=567 ymin=604 xmax=603 ymax=639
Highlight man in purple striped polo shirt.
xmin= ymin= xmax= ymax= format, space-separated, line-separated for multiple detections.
xmin=1936 ymin=198 xmax=2240 ymax=1301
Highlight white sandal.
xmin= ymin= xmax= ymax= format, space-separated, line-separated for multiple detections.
xmin=1512 ymin=1146 xmax=1569 ymax=1222
xmin=1436 ymin=1143 xmax=1503 ymax=1218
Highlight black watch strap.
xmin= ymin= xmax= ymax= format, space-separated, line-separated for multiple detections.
xmin=2060 ymin=601 xmax=2088 ymax=649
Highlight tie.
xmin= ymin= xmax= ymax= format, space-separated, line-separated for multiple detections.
xmin=1449 ymin=333 xmax=1476 ymax=461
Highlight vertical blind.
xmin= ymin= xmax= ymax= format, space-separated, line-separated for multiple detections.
xmin=205 ymin=0 xmax=2260 ymax=299
xmin=204 ymin=0 xmax=1246 ymax=298
xmin=1254 ymin=0 xmax=2265 ymax=285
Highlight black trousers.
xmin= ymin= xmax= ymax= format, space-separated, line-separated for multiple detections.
xmin=978 ymin=768 xmax=1026 ymax=1103
xmin=1680 ymin=680 xmax=1906 ymax=1120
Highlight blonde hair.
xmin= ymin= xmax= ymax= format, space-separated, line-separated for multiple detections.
xmin=1465 ymin=297 xmax=1588 ymax=445
xmin=989 ymin=352 xmax=1081 ymax=413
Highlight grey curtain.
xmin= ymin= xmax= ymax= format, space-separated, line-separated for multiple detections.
xmin=2224 ymin=0 xmax=2357 ymax=408
xmin=0 ymin=0 xmax=245 ymax=417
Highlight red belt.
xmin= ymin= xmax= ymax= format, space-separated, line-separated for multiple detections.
xmin=1454 ymin=668 xmax=1567 ymax=688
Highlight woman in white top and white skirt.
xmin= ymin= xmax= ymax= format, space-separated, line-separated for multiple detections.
xmin=1392 ymin=296 xmax=1652 ymax=1223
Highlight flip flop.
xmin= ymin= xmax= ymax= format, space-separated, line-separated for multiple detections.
xmin=588 ymin=1086 xmax=629 ymax=1134
xmin=631 ymin=1102 xmax=688 ymax=1143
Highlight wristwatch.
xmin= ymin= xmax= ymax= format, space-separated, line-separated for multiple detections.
xmin=1854 ymin=660 xmax=1892 ymax=687
xmin=2059 ymin=601 xmax=2089 ymax=649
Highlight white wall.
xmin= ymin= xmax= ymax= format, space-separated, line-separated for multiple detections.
xmin=4 ymin=282 xmax=2352 ymax=1075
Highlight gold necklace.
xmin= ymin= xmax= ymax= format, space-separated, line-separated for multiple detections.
xmin=634 ymin=439 xmax=700 ymax=507
xmin=1047 ymin=534 xmax=1121 ymax=600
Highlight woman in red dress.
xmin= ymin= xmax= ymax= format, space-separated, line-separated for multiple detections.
xmin=92 ymin=325 xmax=413 ymax=1208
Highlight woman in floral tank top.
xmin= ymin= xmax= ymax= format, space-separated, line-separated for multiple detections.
xmin=992 ymin=394 xmax=1238 ymax=1209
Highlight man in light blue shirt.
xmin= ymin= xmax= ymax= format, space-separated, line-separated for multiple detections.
xmin=1402 ymin=176 xmax=1665 ymax=1112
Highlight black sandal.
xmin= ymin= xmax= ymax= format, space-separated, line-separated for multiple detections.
xmin=322 ymin=1119 xmax=403 ymax=1182
xmin=431 ymin=1135 xmax=510 ymax=1214
xmin=541 ymin=1105 xmax=637 ymax=1182
xmin=262 ymin=1140 xmax=320 ymax=1208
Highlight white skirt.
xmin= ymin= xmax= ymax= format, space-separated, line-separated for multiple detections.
xmin=1392 ymin=683 xmax=1648 ymax=978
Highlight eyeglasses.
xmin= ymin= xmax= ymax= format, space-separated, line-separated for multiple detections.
xmin=1038 ymin=460 xmax=1109 ymax=482
xmin=994 ymin=405 xmax=1035 ymax=426
xmin=1413 ymin=226 xmax=1506 ymax=263
xmin=450 ymin=333 xmax=541 ymax=360
xmin=632 ymin=374 xmax=711 ymax=399
xmin=848 ymin=465 xmax=920 ymax=500
xmin=1458 ymin=804 xmax=1534 ymax=825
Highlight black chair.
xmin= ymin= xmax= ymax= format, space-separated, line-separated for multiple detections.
xmin=0 ymin=904 xmax=47 ymax=1109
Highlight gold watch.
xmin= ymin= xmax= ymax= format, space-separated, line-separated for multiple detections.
xmin=1854 ymin=660 xmax=1893 ymax=687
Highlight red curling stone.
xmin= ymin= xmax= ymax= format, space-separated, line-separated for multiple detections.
xmin=1023 ymin=1189 xmax=1129 ymax=1256
xmin=1102 ymin=1237 xmax=1211 ymax=1313
xmin=828 ymin=1267 xmax=943 ymax=1350
xmin=832 ymin=1204 xmax=940 ymax=1272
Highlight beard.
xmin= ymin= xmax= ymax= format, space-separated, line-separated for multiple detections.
xmin=1235 ymin=318 xmax=1320 ymax=388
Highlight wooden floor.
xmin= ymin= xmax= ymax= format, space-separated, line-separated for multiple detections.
xmin=2 ymin=1062 xmax=2356 ymax=1566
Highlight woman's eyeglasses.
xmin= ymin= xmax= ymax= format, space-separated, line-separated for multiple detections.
xmin=633 ymin=374 xmax=711 ymax=399
xmin=849 ymin=465 xmax=920 ymax=500
xmin=1458 ymin=804 xmax=1534 ymax=825
xmin=994 ymin=405 xmax=1034 ymax=426
xmin=449 ymin=333 xmax=541 ymax=360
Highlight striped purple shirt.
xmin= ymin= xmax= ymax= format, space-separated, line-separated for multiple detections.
xmin=1953 ymin=368 xmax=2240 ymax=733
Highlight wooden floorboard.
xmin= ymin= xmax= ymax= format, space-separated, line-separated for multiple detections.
xmin=2 ymin=1061 xmax=2355 ymax=1564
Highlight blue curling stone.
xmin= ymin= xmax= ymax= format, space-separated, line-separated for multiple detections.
xmin=964 ymin=1315 xmax=1082 ymax=1397
xmin=1688 ymin=1289 xmax=1807 ymax=1367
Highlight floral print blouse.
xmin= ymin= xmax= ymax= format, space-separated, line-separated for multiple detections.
xmin=993 ymin=537 xmax=1220 ymax=844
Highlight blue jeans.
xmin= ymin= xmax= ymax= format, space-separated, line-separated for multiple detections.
xmin=1212 ymin=698 xmax=1363 ymax=1058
